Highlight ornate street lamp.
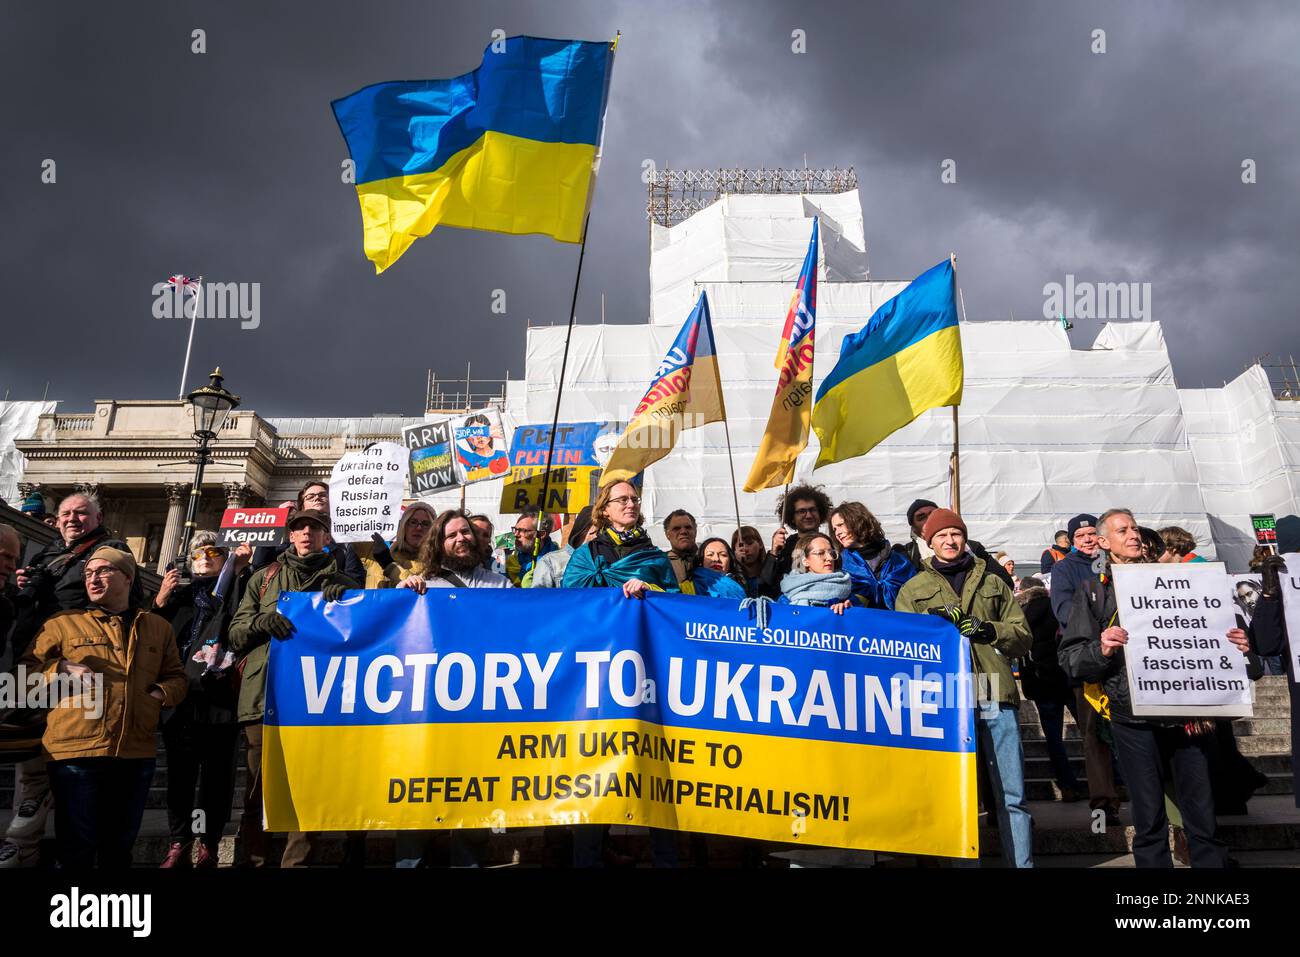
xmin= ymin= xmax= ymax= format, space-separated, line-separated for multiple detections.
xmin=177 ymin=368 xmax=240 ymax=558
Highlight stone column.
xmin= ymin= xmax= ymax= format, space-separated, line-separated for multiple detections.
xmin=223 ymin=482 xmax=255 ymax=508
xmin=157 ymin=482 xmax=189 ymax=572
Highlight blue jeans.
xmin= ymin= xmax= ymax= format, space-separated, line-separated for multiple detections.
xmin=49 ymin=758 xmax=156 ymax=869
xmin=974 ymin=702 xmax=1033 ymax=868
xmin=1036 ymin=697 xmax=1082 ymax=791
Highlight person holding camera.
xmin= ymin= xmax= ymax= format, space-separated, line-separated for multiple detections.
xmin=1 ymin=492 xmax=135 ymax=869
xmin=28 ymin=546 xmax=187 ymax=867
xmin=151 ymin=532 xmax=253 ymax=868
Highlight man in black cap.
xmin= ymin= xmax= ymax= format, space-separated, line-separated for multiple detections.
xmin=1050 ymin=514 xmax=1101 ymax=627
xmin=1046 ymin=511 xmax=1120 ymax=823
xmin=228 ymin=508 xmax=360 ymax=867
xmin=529 ymin=506 xmax=595 ymax=588
xmin=893 ymin=499 xmax=939 ymax=570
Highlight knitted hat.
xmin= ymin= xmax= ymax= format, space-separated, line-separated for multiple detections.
xmin=906 ymin=498 xmax=939 ymax=527
xmin=567 ymin=506 xmax=594 ymax=548
xmin=87 ymin=545 xmax=136 ymax=581
xmin=1067 ymin=513 xmax=1098 ymax=541
xmin=921 ymin=508 xmax=967 ymax=544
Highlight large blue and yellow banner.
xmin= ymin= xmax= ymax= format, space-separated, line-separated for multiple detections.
xmin=263 ymin=589 xmax=978 ymax=858
xmin=332 ymin=36 xmax=615 ymax=273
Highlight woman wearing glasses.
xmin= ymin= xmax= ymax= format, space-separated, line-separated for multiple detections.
xmin=151 ymin=532 xmax=252 ymax=868
xmin=357 ymin=501 xmax=437 ymax=588
xmin=778 ymin=532 xmax=858 ymax=615
xmin=560 ymin=480 xmax=679 ymax=867
xmin=561 ymin=481 xmax=678 ymax=596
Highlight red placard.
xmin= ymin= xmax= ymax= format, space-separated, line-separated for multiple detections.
xmin=218 ymin=507 xmax=291 ymax=547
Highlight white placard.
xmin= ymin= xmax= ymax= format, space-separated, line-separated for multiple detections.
xmin=1282 ymin=555 xmax=1300 ymax=679
xmin=328 ymin=441 xmax=406 ymax=543
xmin=1111 ymin=562 xmax=1252 ymax=718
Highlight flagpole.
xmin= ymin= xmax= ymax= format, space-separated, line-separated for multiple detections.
xmin=537 ymin=34 xmax=617 ymax=516
xmin=539 ymin=212 xmax=593 ymax=513
xmin=949 ymin=253 xmax=963 ymax=513
xmin=177 ymin=275 xmax=202 ymax=399
xmin=721 ymin=412 xmax=744 ymax=537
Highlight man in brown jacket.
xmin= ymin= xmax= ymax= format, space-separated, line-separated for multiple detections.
xmin=28 ymin=545 xmax=187 ymax=868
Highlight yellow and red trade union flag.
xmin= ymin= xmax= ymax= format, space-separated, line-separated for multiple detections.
xmin=600 ymin=292 xmax=725 ymax=486
xmin=744 ymin=218 xmax=819 ymax=491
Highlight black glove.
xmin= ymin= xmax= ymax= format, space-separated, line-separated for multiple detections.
xmin=370 ymin=533 xmax=395 ymax=571
xmin=1260 ymin=555 xmax=1287 ymax=598
xmin=321 ymin=583 xmax=348 ymax=603
xmin=253 ymin=611 xmax=295 ymax=639
xmin=926 ymin=605 xmax=963 ymax=626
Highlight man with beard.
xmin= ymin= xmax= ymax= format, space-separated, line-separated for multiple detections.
xmin=395 ymin=509 xmax=510 ymax=866
xmin=398 ymin=510 xmax=513 ymax=592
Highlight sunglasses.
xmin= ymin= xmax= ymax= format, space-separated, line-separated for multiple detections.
xmin=190 ymin=546 xmax=224 ymax=561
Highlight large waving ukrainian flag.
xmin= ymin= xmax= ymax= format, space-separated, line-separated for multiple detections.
xmin=332 ymin=36 xmax=615 ymax=273
xmin=812 ymin=259 xmax=963 ymax=468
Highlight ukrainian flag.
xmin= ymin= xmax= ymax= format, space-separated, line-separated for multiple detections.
xmin=812 ymin=259 xmax=963 ymax=468
xmin=332 ymin=36 xmax=615 ymax=273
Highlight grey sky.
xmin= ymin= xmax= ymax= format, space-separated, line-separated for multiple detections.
xmin=1 ymin=0 xmax=1296 ymax=414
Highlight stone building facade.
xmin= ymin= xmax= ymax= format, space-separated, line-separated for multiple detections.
xmin=14 ymin=400 xmax=422 ymax=571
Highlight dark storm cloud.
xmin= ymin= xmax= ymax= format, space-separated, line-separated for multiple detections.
xmin=1 ymin=1 xmax=1295 ymax=415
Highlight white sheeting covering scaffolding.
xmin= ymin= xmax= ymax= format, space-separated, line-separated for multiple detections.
xmin=523 ymin=317 xmax=1221 ymax=564
xmin=0 ymin=401 xmax=56 ymax=503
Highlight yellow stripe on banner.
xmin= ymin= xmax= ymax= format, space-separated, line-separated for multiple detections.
xmin=263 ymin=718 xmax=978 ymax=858
xmin=812 ymin=324 xmax=963 ymax=468
xmin=355 ymin=131 xmax=597 ymax=273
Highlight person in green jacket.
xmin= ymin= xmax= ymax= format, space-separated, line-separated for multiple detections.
xmin=228 ymin=508 xmax=359 ymax=868
xmin=894 ymin=507 xmax=1034 ymax=868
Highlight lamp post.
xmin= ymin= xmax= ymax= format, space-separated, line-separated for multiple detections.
xmin=177 ymin=367 xmax=240 ymax=560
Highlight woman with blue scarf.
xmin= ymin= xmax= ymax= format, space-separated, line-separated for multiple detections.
xmin=561 ymin=480 xmax=678 ymax=867
xmin=685 ymin=538 xmax=748 ymax=599
xmin=829 ymin=501 xmax=916 ymax=610
xmin=561 ymin=481 xmax=678 ymax=596
xmin=779 ymin=532 xmax=859 ymax=614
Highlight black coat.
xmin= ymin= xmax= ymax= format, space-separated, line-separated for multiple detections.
xmin=154 ymin=571 xmax=250 ymax=726
xmin=9 ymin=527 xmax=138 ymax=659
xmin=1017 ymin=586 xmax=1071 ymax=704
xmin=1248 ymin=594 xmax=1299 ymax=808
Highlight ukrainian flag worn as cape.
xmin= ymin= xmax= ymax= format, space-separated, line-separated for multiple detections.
xmin=812 ymin=259 xmax=963 ymax=467
xmin=561 ymin=536 xmax=679 ymax=591
xmin=332 ymin=36 xmax=615 ymax=273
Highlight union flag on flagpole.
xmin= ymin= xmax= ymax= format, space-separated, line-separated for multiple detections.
xmin=744 ymin=218 xmax=818 ymax=491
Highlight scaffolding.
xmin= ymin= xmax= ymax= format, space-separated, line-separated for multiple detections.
xmin=646 ymin=166 xmax=858 ymax=227
xmin=425 ymin=366 xmax=508 ymax=415
xmin=1246 ymin=356 xmax=1300 ymax=401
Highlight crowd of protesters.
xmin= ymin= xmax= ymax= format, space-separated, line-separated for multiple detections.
xmin=0 ymin=479 xmax=1293 ymax=871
